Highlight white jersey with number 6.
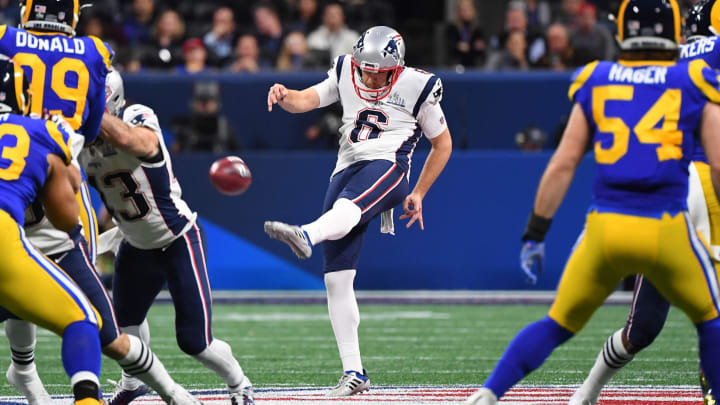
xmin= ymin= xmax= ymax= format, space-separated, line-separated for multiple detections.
xmin=79 ymin=104 xmax=196 ymax=249
xmin=312 ymin=54 xmax=447 ymax=177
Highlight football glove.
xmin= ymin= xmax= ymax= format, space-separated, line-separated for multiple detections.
xmin=520 ymin=240 xmax=545 ymax=285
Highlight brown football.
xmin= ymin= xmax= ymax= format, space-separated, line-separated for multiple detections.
xmin=209 ymin=156 xmax=252 ymax=195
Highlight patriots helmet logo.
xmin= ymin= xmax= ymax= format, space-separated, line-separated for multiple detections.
xmin=355 ymin=31 xmax=367 ymax=52
xmin=382 ymin=35 xmax=401 ymax=61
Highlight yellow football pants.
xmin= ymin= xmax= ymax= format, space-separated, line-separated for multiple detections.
xmin=549 ymin=211 xmax=720 ymax=333
xmin=689 ymin=161 xmax=720 ymax=260
xmin=0 ymin=209 xmax=100 ymax=335
xmin=77 ymin=181 xmax=98 ymax=264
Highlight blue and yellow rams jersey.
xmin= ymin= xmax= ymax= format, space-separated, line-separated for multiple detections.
xmin=679 ymin=36 xmax=720 ymax=162
xmin=0 ymin=113 xmax=71 ymax=224
xmin=0 ymin=25 xmax=113 ymax=143
xmin=569 ymin=58 xmax=720 ymax=216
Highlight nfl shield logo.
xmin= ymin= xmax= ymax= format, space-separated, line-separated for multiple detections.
xmin=0 ymin=92 xmax=7 ymax=102
xmin=58 ymin=11 xmax=66 ymax=21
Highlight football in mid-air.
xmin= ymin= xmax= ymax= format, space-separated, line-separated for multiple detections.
xmin=209 ymin=156 xmax=252 ymax=195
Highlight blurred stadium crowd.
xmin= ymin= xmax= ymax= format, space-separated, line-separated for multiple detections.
xmin=0 ymin=0 xmax=703 ymax=73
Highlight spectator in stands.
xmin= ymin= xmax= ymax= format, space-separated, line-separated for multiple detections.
xmin=288 ymin=0 xmax=322 ymax=34
xmin=486 ymin=30 xmax=529 ymax=71
xmin=0 ymin=0 xmax=20 ymax=27
xmin=276 ymin=31 xmax=324 ymax=71
xmin=177 ymin=38 xmax=211 ymax=74
xmin=570 ymin=2 xmax=615 ymax=64
xmin=537 ymin=23 xmax=576 ymax=71
xmin=490 ymin=2 xmax=546 ymax=67
xmin=341 ymin=0 xmax=395 ymax=33
xmin=171 ymin=81 xmax=240 ymax=153
xmin=204 ymin=7 xmax=238 ymax=68
xmin=227 ymin=34 xmax=267 ymax=73
xmin=445 ymin=0 xmax=486 ymax=68
xmin=123 ymin=0 xmax=157 ymax=45
xmin=254 ymin=4 xmax=285 ymax=67
xmin=525 ymin=0 xmax=552 ymax=31
xmin=78 ymin=11 xmax=127 ymax=61
xmin=307 ymin=2 xmax=358 ymax=61
xmin=128 ymin=9 xmax=185 ymax=72
xmin=554 ymin=0 xmax=582 ymax=28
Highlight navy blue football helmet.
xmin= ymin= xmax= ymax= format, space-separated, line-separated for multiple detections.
xmin=0 ymin=57 xmax=31 ymax=116
xmin=686 ymin=0 xmax=720 ymax=42
xmin=20 ymin=0 xmax=80 ymax=36
xmin=616 ymin=0 xmax=682 ymax=50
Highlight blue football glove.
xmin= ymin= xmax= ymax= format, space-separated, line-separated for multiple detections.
xmin=520 ymin=240 xmax=545 ymax=285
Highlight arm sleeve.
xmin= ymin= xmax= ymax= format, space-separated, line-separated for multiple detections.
xmin=311 ymin=56 xmax=342 ymax=108
xmin=123 ymin=104 xmax=162 ymax=134
xmin=81 ymin=37 xmax=114 ymax=143
xmin=417 ymin=102 xmax=447 ymax=139
xmin=43 ymin=120 xmax=72 ymax=165
xmin=689 ymin=59 xmax=720 ymax=103
xmin=568 ymin=61 xmax=599 ymax=103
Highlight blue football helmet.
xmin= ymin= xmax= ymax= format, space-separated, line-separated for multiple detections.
xmin=0 ymin=57 xmax=31 ymax=116
xmin=20 ymin=0 xmax=80 ymax=36
xmin=616 ymin=0 xmax=682 ymax=51
xmin=686 ymin=0 xmax=720 ymax=42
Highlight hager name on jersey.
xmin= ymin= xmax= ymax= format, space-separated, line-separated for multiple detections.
xmin=15 ymin=31 xmax=85 ymax=55
xmin=608 ymin=64 xmax=667 ymax=85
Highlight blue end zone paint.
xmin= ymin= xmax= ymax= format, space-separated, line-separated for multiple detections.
xmin=201 ymin=217 xmax=324 ymax=290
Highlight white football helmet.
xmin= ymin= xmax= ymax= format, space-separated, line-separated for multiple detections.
xmin=105 ymin=68 xmax=125 ymax=117
xmin=351 ymin=26 xmax=405 ymax=101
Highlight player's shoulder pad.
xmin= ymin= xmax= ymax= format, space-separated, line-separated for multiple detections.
xmin=123 ymin=104 xmax=159 ymax=127
xmin=0 ymin=25 xmax=11 ymax=42
xmin=86 ymin=35 xmax=114 ymax=69
xmin=568 ymin=60 xmax=600 ymax=102
xmin=331 ymin=54 xmax=349 ymax=81
xmin=688 ymin=58 xmax=720 ymax=103
xmin=404 ymin=67 xmax=440 ymax=115
xmin=43 ymin=117 xmax=72 ymax=164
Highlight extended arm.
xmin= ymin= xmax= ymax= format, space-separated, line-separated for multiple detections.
xmin=531 ymin=103 xmax=590 ymax=220
xmin=400 ymin=128 xmax=453 ymax=230
xmin=519 ymin=103 xmax=589 ymax=284
xmin=267 ymin=83 xmax=321 ymax=113
xmin=100 ymin=112 xmax=159 ymax=159
xmin=41 ymin=154 xmax=80 ymax=233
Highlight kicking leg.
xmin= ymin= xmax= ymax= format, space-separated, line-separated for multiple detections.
xmin=264 ymin=199 xmax=361 ymax=260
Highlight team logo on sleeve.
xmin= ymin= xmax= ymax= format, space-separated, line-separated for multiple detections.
xmin=130 ymin=113 xmax=150 ymax=126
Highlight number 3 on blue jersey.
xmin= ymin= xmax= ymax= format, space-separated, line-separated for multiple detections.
xmin=0 ymin=124 xmax=30 ymax=180
xmin=592 ymin=85 xmax=682 ymax=164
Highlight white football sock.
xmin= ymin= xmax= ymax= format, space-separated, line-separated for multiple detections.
xmin=577 ymin=329 xmax=634 ymax=403
xmin=193 ymin=339 xmax=245 ymax=392
xmin=118 ymin=334 xmax=177 ymax=397
xmin=6 ymin=319 xmax=37 ymax=372
xmin=119 ymin=324 xmax=149 ymax=390
xmin=302 ymin=198 xmax=361 ymax=245
xmin=325 ymin=270 xmax=363 ymax=372
xmin=123 ymin=319 xmax=151 ymax=345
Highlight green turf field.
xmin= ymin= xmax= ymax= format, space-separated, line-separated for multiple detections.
xmin=0 ymin=303 xmax=699 ymax=396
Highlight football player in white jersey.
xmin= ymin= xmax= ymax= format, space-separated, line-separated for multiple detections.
xmin=0 ymin=118 xmax=202 ymax=405
xmin=80 ymin=69 xmax=254 ymax=405
xmin=265 ymin=26 xmax=452 ymax=396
